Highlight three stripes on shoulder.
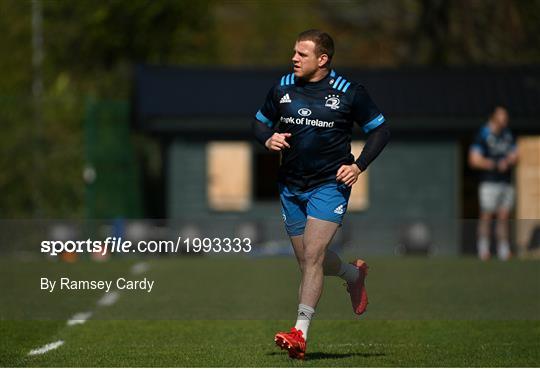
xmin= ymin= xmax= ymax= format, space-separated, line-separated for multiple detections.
xmin=330 ymin=75 xmax=351 ymax=93
xmin=280 ymin=71 xmax=351 ymax=93
xmin=281 ymin=73 xmax=295 ymax=86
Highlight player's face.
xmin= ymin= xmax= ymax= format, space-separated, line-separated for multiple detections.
xmin=292 ymin=40 xmax=324 ymax=79
xmin=492 ymin=107 xmax=509 ymax=129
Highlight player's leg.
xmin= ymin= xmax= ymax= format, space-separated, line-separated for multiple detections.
xmin=298 ymin=182 xmax=352 ymax=317
xmin=275 ymin=184 xmax=310 ymax=359
xmin=291 ymin=238 xmax=360 ymax=302
xmin=478 ymin=182 xmax=496 ymax=260
xmin=290 ymin=216 xmax=338 ymax=345
xmin=322 ymin=248 xmax=341 ymax=275
xmin=495 ymin=207 xmax=511 ymax=260
xmin=307 ymin=182 xmax=369 ymax=315
xmin=305 ymin=182 xmax=352 ymax=288
xmin=300 ymin=217 xmax=340 ymax=308
xmin=478 ymin=211 xmax=493 ymax=260
xmin=279 ymin=183 xmax=311 ymax=312
xmin=275 ymin=192 xmax=340 ymax=359
xmin=495 ymin=184 xmax=514 ymax=260
xmin=323 ymin=249 xmax=364 ymax=284
xmin=275 ymin=182 xmax=366 ymax=359
xmin=292 ymin=236 xmax=358 ymax=302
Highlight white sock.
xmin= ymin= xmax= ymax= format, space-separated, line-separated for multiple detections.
xmin=497 ymin=240 xmax=511 ymax=261
xmin=477 ymin=237 xmax=490 ymax=259
xmin=338 ymin=262 xmax=359 ymax=284
xmin=294 ymin=304 xmax=314 ymax=340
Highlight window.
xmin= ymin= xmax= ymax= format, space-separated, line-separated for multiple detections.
xmin=207 ymin=141 xmax=251 ymax=211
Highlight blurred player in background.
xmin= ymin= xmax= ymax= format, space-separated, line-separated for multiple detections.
xmin=252 ymin=29 xmax=390 ymax=359
xmin=469 ymin=106 xmax=518 ymax=261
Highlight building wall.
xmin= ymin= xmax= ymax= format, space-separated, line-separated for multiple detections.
xmin=345 ymin=139 xmax=460 ymax=255
xmin=168 ymin=139 xmax=208 ymax=218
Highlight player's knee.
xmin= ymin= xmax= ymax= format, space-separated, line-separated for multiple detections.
xmin=296 ymin=255 xmax=306 ymax=271
xmin=477 ymin=214 xmax=492 ymax=234
xmin=303 ymin=248 xmax=325 ymax=267
xmin=497 ymin=210 xmax=510 ymax=221
xmin=479 ymin=212 xmax=493 ymax=221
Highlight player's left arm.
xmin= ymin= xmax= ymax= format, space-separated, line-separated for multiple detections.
xmin=505 ymin=133 xmax=518 ymax=166
xmin=505 ymin=150 xmax=518 ymax=165
xmin=336 ymin=85 xmax=390 ymax=186
xmin=498 ymin=133 xmax=518 ymax=172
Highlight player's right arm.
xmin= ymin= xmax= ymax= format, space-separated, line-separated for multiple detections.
xmin=469 ymin=150 xmax=495 ymax=170
xmin=252 ymin=85 xmax=291 ymax=152
xmin=468 ymin=130 xmax=496 ymax=170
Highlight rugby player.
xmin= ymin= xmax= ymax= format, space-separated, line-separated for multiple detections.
xmin=252 ymin=30 xmax=390 ymax=359
xmin=469 ymin=106 xmax=518 ymax=261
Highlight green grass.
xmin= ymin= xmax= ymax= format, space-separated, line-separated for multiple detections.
xmin=1 ymin=257 xmax=539 ymax=366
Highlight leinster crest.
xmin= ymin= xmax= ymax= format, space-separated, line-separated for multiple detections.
xmin=325 ymin=94 xmax=340 ymax=110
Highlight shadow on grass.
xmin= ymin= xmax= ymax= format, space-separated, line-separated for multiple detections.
xmin=308 ymin=351 xmax=386 ymax=360
xmin=267 ymin=351 xmax=386 ymax=360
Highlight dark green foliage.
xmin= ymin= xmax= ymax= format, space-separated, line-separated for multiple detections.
xmin=0 ymin=0 xmax=539 ymax=217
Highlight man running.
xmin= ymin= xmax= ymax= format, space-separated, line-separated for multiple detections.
xmin=252 ymin=29 xmax=390 ymax=359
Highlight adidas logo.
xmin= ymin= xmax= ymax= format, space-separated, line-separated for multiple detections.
xmin=280 ymin=94 xmax=291 ymax=104
xmin=333 ymin=204 xmax=345 ymax=215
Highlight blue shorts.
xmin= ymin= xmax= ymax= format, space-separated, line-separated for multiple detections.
xmin=279 ymin=182 xmax=351 ymax=236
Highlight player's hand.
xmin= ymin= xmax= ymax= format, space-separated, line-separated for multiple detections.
xmin=485 ymin=159 xmax=496 ymax=170
xmin=497 ymin=159 xmax=509 ymax=172
xmin=265 ymin=132 xmax=291 ymax=152
xmin=336 ymin=164 xmax=361 ymax=187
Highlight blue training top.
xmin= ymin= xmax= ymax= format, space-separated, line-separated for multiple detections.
xmin=255 ymin=69 xmax=385 ymax=191
xmin=470 ymin=124 xmax=516 ymax=183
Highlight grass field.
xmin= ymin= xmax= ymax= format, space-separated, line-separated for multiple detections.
xmin=1 ymin=256 xmax=539 ymax=367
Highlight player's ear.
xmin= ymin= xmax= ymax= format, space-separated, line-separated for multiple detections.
xmin=318 ymin=54 xmax=329 ymax=68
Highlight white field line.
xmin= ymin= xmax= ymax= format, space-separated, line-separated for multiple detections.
xmin=28 ymin=340 xmax=64 ymax=356
xmin=66 ymin=311 xmax=93 ymax=326
xmin=130 ymin=261 xmax=150 ymax=275
xmin=97 ymin=291 xmax=119 ymax=306
xmin=31 ymin=265 xmax=133 ymax=357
